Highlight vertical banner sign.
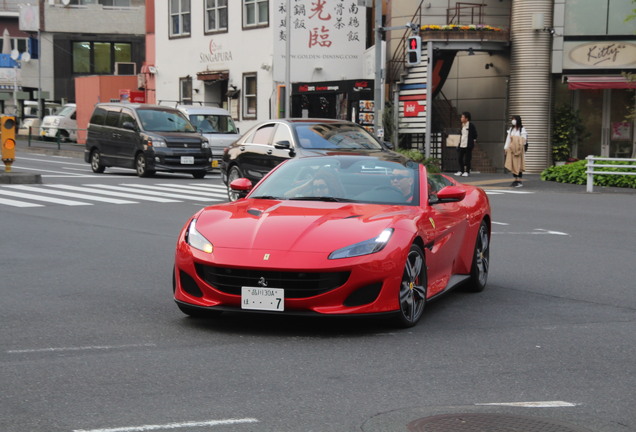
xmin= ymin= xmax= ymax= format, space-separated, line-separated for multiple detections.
xmin=273 ymin=0 xmax=366 ymax=83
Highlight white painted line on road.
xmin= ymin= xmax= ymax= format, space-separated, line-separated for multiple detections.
xmin=5 ymin=185 xmax=136 ymax=204
xmin=54 ymin=185 xmax=179 ymax=203
xmin=10 ymin=165 xmax=89 ymax=176
xmin=476 ymin=401 xmax=578 ymax=408
xmin=493 ymin=228 xmax=569 ymax=236
xmin=492 ymin=221 xmax=509 ymax=225
xmin=72 ymin=418 xmax=259 ymax=432
xmin=0 ymin=189 xmax=91 ymax=206
xmin=0 ymin=197 xmax=44 ymax=207
xmin=15 ymin=156 xmax=86 ymax=166
xmin=7 ymin=343 xmax=156 ymax=354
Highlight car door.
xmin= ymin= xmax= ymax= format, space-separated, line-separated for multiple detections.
xmin=101 ymin=107 xmax=122 ymax=164
xmin=421 ymin=171 xmax=469 ymax=297
xmin=117 ymin=107 xmax=140 ymax=165
xmin=235 ymin=123 xmax=277 ymax=182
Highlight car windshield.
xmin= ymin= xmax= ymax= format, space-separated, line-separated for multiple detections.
xmin=294 ymin=123 xmax=384 ymax=150
xmin=138 ymin=109 xmax=196 ymax=133
xmin=189 ymin=114 xmax=238 ymax=134
xmin=57 ymin=105 xmax=74 ymax=117
xmin=249 ymin=156 xmax=420 ymax=205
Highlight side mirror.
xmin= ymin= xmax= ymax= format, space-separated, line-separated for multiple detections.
xmin=432 ymin=186 xmax=466 ymax=204
xmin=229 ymin=177 xmax=253 ymax=200
xmin=122 ymin=121 xmax=137 ymax=131
xmin=274 ymin=140 xmax=291 ymax=150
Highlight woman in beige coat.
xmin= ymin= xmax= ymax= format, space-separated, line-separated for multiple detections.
xmin=504 ymin=115 xmax=528 ymax=187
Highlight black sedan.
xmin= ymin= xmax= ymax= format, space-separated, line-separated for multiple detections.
xmin=221 ymin=118 xmax=396 ymax=201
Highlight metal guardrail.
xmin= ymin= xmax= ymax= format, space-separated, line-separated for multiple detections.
xmin=26 ymin=126 xmax=83 ymax=150
xmin=586 ymin=156 xmax=636 ymax=193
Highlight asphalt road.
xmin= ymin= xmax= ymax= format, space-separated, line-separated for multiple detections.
xmin=1 ymin=150 xmax=635 ymax=432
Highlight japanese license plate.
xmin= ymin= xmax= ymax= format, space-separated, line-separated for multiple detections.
xmin=241 ymin=287 xmax=284 ymax=311
xmin=211 ymin=160 xmax=219 ymax=168
xmin=181 ymin=156 xmax=195 ymax=164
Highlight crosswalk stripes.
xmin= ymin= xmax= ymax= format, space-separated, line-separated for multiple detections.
xmin=0 ymin=182 xmax=531 ymax=208
xmin=0 ymin=182 xmax=229 ymax=208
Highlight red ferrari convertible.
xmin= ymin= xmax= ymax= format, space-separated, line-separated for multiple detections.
xmin=173 ymin=154 xmax=491 ymax=327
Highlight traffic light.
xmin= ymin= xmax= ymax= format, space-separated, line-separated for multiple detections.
xmin=2 ymin=115 xmax=16 ymax=172
xmin=406 ymin=35 xmax=422 ymax=66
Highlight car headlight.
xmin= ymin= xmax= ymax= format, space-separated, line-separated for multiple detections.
xmin=185 ymin=219 xmax=213 ymax=253
xmin=143 ymin=135 xmax=167 ymax=148
xmin=201 ymin=137 xmax=210 ymax=148
xmin=329 ymin=228 xmax=393 ymax=260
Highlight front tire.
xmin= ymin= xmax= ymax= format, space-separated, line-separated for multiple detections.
xmin=466 ymin=220 xmax=490 ymax=292
xmin=136 ymin=153 xmax=154 ymax=177
xmin=90 ymin=150 xmax=105 ymax=173
xmin=227 ymin=165 xmax=244 ymax=202
xmin=394 ymin=244 xmax=427 ymax=328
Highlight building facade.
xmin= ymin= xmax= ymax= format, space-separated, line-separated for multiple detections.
xmin=1 ymin=0 xmax=145 ymax=118
xmin=152 ymin=0 xmax=378 ymax=133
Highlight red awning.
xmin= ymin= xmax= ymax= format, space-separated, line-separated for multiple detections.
xmin=197 ymin=70 xmax=229 ymax=81
xmin=567 ymin=75 xmax=636 ymax=90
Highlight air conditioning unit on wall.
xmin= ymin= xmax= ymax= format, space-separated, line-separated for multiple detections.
xmin=114 ymin=62 xmax=137 ymax=76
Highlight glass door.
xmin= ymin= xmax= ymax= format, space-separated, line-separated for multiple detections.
xmin=576 ymin=88 xmax=635 ymax=159
xmin=609 ymin=89 xmax=634 ymax=158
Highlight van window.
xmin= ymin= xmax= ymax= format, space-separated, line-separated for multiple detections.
xmin=119 ymin=109 xmax=136 ymax=128
xmin=189 ymin=114 xmax=238 ymax=134
xmin=137 ymin=109 xmax=195 ymax=133
xmin=58 ymin=105 xmax=75 ymax=118
xmin=105 ymin=111 xmax=120 ymax=127
xmin=90 ymin=107 xmax=107 ymax=125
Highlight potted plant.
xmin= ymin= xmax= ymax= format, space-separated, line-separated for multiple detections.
xmin=551 ymin=104 xmax=588 ymax=165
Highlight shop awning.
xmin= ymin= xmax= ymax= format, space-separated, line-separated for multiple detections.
xmin=197 ymin=70 xmax=229 ymax=81
xmin=566 ymin=75 xmax=636 ymax=90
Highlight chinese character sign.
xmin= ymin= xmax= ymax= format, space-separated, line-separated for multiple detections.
xmin=273 ymin=0 xmax=366 ymax=82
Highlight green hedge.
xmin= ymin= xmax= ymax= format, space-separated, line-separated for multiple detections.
xmin=541 ymin=159 xmax=636 ymax=189
xmin=394 ymin=149 xmax=441 ymax=173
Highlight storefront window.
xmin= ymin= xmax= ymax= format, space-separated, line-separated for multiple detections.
xmin=243 ymin=73 xmax=257 ymax=118
xmin=94 ymin=43 xmax=111 ymax=74
xmin=180 ymin=76 xmax=193 ymax=104
xmin=72 ymin=41 xmax=132 ymax=74
xmin=72 ymin=42 xmax=91 ymax=74
xmin=565 ymin=0 xmax=634 ymax=35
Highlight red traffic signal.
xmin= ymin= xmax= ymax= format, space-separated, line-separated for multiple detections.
xmin=406 ymin=36 xmax=422 ymax=66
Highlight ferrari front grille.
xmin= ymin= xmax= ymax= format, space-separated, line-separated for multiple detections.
xmin=195 ymin=264 xmax=350 ymax=298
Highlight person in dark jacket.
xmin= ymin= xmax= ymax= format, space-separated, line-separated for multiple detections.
xmin=455 ymin=111 xmax=478 ymax=177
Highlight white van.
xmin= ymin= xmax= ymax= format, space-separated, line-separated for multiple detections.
xmin=18 ymin=101 xmax=62 ymax=136
xmin=176 ymin=105 xmax=239 ymax=169
xmin=40 ymin=103 xmax=77 ymax=142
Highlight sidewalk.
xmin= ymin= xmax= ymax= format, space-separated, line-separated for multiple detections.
xmin=12 ymin=137 xmax=636 ymax=195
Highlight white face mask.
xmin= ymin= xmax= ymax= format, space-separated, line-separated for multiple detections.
xmin=511 ymin=119 xmax=517 ymax=126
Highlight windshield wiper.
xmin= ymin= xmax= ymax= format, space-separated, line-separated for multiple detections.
xmin=288 ymin=196 xmax=354 ymax=202
xmin=250 ymin=195 xmax=281 ymax=200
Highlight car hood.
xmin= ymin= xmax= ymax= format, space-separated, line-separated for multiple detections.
xmin=201 ymin=133 xmax=239 ymax=148
xmin=195 ymin=199 xmax=418 ymax=253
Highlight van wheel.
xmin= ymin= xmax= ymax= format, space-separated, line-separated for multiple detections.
xmin=192 ymin=171 xmax=206 ymax=179
xmin=90 ymin=150 xmax=105 ymax=173
xmin=57 ymin=130 xmax=70 ymax=142
xmin=136 ymin=153 xmax=154 ymax=177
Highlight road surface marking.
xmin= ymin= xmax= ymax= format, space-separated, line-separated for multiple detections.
xmin=476 ymin=401 xmax=578 ymax=408
xmin=7 ymin=343 xmax=157 ymax=354
xmin=72 ymin=418 xmax=259 ymax=432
